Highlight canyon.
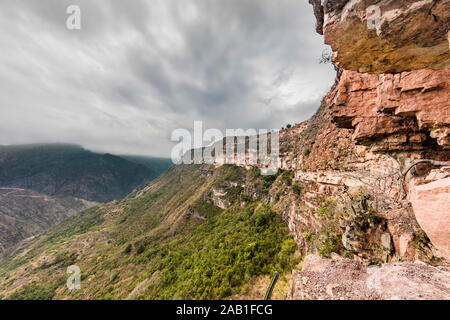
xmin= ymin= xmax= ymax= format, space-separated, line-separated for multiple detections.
xmin=0 ymin=0 xmax=448 ymax=300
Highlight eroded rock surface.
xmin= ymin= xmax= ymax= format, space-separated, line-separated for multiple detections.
xmin=310 ymin=0 xmax=450 ymax=73
xmin=409 ymin=169 xmax=450 ymax=261
xmin=307 ymin=0 xmax=450 ymax=266
xmin=288 ymin=254 xmax=450 ymax=300
xmin=331 ymin=68 xmax=450 ymax=150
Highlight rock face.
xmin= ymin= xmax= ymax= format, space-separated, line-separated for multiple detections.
xmin=409 ymin=169 xmax=450 ymax=261
xmin=272 ymin=102 xmax=426 ymax=264
xmin=288 ymin=254 xmax=450 ymax=300
xmin=304 ymin=0 xmax=450 ymax=269
xmin=332 ymin=68 xmax=450 ymax=151
xmin=310 ymin=0 xmax=450 ymax=73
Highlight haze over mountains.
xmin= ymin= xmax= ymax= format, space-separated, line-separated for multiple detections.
xmin=0 ymin=144 xmax=172 ymax=202
xmin=0 ymin=143 xmax=172 ymax=255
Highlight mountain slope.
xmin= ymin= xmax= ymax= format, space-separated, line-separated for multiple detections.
xmin=0 ymin=143 xmax=172 ymax=257
xmin=0 ymin=165 xmax=299 ymax=300
xmin=119 ymin=155 xmax=173 ymax=176
xmin=0 ymin=144 xmax=172 ymax=202
xmin=0 ymin=188 xmax=96 ymax=256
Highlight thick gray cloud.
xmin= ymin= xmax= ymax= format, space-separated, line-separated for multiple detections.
xmin=0 ymin=0 xmax=335 ymax=157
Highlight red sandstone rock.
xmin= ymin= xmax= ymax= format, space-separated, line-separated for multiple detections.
xmin=409 ymin=170 xmax=450 ymax=261
xmin=309 ymin=0 xmax=450 ymax=73
xmin=332 ymin=68 xmax=450 ymax=150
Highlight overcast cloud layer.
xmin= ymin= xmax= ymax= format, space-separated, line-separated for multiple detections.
xmin=0 ymin=0 xmax=335 ymax=157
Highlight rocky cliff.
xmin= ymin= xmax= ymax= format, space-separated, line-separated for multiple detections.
xmin=309 ymin=0 xmax=450 ymax=73
xmin=162 ymin=0 xmax=450 ymax=299
xmin=281 ymin=0 xmax=450 ymax=299
xmin=303 ymin=0 xmax=449 ymax=259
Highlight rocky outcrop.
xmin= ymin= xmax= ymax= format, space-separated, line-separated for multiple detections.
xmin=305 ymin=0 xmax=450 ymax=268
xmin=288 ymin=254 xmax=450 ymax=300
xmin=332 ymin=68 xmax=450 ymax=151
xmin=210 ymin=187 xmax=231 ymax=210
xmin=409 ymin=168 xmax=450 ymax=261
xmin=310 ymin=0 xmax=450 ymax=73
xmin=271 ymin=98 xmax=431 ymax=264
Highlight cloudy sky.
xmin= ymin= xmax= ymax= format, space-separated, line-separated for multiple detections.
xmin=0 ymin=0 xmax=335 ymax=157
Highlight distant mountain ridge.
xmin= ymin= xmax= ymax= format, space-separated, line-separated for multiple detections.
xmin=119 ymin=155 xmax=174 ymax=177
xmin=0 ymin=143 xmax=172 ymax=256
xmin=0 ymin=144 xmax=172 ymax=202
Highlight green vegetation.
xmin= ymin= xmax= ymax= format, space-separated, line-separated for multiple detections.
xmin=281 ymin=171 xmax=293 ymax=186
xmin=136 ymin=244 xmax=146 ymax=255
xmin=292 ymin=184 xmax=302 ymax=195
xmin=44 ymin=206 xmax=104 ymax=245
xmin=317 ymin=231 xmax=343 ymax=258
xmin=250 ymin=166 xmax=261 ymax=179
xmin=279 ymin=146 xmax=289 ymax=153
xmin=316 ymin=201 xmax=335 ymax=218
xmin=38 ymin=252 xmax=78 ymax=270
xmin=0 ymin=164 xmax=299 ymax=300
xmin=262 ymin=175 xmax=278 ymax=194
xmin=189 ymin=200 xmax=223 ymax=219
xmin=248 ymin=166 xmax=280 ymax=194
xmin=124 ymin=244 xmax=133 ymax=254
xmin=411 ymin=231 xmax=432 ymax=257
xmin=303 ymin=148 xmax=311 ymax=156
xmin=213 ymin=164 xmax=245 ymax=187
xmin=240 ymin=193 xmax=253 ymax=203
xmin=7 ymin=282 xmax=59 ymax=300
xmin=130 ymin=205 xmax=298 ymax=299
